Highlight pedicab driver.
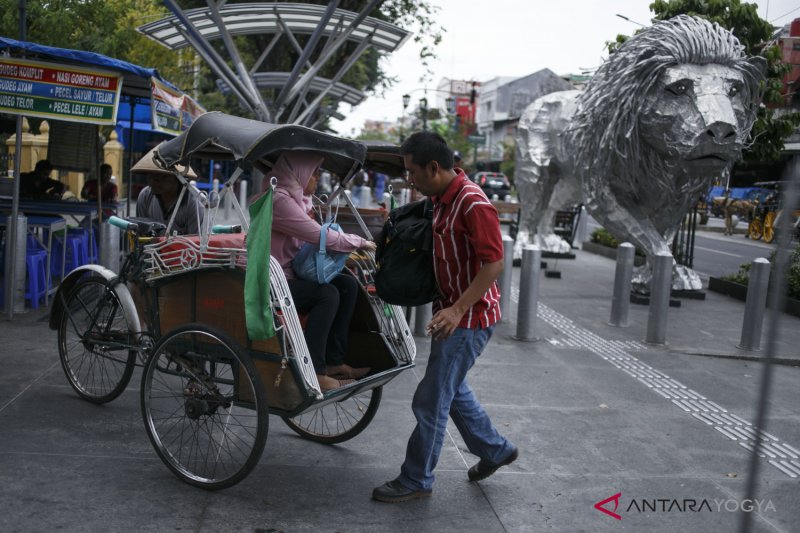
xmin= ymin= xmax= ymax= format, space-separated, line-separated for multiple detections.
xmin=133 ymin=145 xmax=204 ymax=235
xmin=372 ymin=132 xmax=518 ymax=503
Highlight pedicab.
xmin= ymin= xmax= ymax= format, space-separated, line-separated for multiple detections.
xmin=747 ymin=181 xmax=800 ymax=243
xmin=49 ymin=112 xmax=416 ymax=490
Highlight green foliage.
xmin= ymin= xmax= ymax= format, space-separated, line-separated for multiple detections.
xmin=0 ymin=0 xmax=443 ymax=124
xmin=590 ymin=228 xmax=646 ymax=256
xmin=591 ymin=228 xmax=621 ymax=248
xmin=789 ymin=247 xmax=800 ymax=300
xmin=722 ymin=245 xmax=800 ymax=300
xmin=649 ymin=0 xmax=773 ymax=49
xmin=605 ymin=0 xmax=799 ymax=161
xmin=721 ymin=261 xmax=751 ymax=284
xmin=356 ymin=129 xmax=396 ymax=142
xmin=500 ymin=139 xmax=515 ymax=182
xmin=429 ymin=118 xmax=471 ymax=164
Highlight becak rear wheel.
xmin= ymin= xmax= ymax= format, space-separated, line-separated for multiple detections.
xmin=140 ymin=324 xmax=268 ymax=490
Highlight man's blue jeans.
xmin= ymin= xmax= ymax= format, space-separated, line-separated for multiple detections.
xmin=398 ymin=325 xmax=515 ymax=491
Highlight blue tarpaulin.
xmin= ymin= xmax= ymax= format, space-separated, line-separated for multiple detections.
xmin=0 ymin=36 xmax=178 ymax=98
xmin=0 ymin=35 xmax=186 ymax=148
xmin=115 ymin=99 xmax=172 ymax=151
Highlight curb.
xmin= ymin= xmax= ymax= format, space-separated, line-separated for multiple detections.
xmin=695 ymin=225 xmax=748 ymax=235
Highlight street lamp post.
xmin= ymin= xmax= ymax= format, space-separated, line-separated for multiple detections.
xmin=402 ymin=89 xmax=458 ymax=134
xmin=400 ymin=93 xmax=410 ymax=142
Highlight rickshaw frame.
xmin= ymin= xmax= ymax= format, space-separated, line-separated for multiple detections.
xmin=49 ymin=112 xmax=416 ymax=490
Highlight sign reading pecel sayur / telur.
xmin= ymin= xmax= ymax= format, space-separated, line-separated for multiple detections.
xmin=0 ymin=57 xmax=122 ymax=125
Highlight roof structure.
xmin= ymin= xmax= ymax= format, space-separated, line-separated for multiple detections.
xmin=217 ymin=73 xmax=365 ymax=106
xmin=137 ymin=2 xmax=409 ymax=53
xmin=138 ymin=1 xmax=409 ymax=128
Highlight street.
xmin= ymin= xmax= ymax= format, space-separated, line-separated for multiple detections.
xmin=586 ymin=216 xmax=780 ymax=280
xmin=692 ymin=231 xmax=775 ymax=279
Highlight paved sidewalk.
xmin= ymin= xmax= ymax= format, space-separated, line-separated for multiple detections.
xmin=0 ymin=247 xmax=798 ymax=532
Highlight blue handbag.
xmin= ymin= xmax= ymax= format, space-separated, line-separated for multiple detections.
xmin=292 ymin=220 xmax=350 ymax=283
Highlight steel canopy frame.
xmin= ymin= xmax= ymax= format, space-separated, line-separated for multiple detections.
xmin=215 ymin=73 xmax=366 ymax=112
xmin=138 ymin=1 xmax=409 ymax=127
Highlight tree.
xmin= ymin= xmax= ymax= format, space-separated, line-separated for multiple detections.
xmin=0 ymin=0 xmax=443 ymax=127
xmin=0 ymin=1 xmax=193 ymax=88
xmin=610 ymin=0 xmax=800 ymax=162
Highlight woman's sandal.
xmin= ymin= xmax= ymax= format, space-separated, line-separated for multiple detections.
xmin=317 ymin=375 xmax=356 ymax=392
xmin=326 ymin=364 xmax=371 ymax=380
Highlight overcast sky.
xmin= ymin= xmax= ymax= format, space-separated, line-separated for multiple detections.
xmin=329 ymin=0 xmax=800 ymax=136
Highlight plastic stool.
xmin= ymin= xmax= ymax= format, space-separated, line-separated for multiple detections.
xmin=27 ymin=233 xmax=45 ymax=252
xmin=52 ymin=233 xmax=89 ymax=276
xmin=68 ymin=228 xmax=97 ymax=263
xmin=25 ymin=248 xmax=48 ymax=309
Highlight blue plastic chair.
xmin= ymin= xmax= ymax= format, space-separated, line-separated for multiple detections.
xmin=25 ymin=248 xmax=49 ymax=309
xmin=51 ymin=233 xmax=89 ymax=276
xmin=68 ymin=227 xmax=97 ymax=264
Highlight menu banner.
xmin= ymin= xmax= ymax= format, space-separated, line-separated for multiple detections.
xmin=151 ymin=78 xmax=205 ymax=135
xmin=0 ymin=57 xmax=122 ymax=125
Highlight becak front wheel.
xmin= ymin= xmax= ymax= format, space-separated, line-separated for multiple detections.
xmin=282 ymin=386 xmax=382 ymax=444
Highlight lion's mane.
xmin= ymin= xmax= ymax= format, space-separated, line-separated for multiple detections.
xmin=568 ymin=15 xmax=764 ymax=198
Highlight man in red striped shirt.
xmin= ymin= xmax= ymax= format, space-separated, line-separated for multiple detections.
xmin=373 ymin=132 xmax=518 ymax=503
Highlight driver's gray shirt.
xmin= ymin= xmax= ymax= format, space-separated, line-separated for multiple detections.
xmin=136 ymin=186 xmax=204 ymax=235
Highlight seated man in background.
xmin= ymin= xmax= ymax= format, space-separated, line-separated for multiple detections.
xmin=133 ymin=147 xmax=204 ymax=235
xmin=20 ymin=159 xmax=65 ymax=200
xmin=81 ymin=163 xmax=118 ymax=203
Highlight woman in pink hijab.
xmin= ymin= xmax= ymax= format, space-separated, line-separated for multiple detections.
xmin=271 ymin=150 xmax=376 ymax=391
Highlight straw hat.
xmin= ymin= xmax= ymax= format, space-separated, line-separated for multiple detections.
xmin=131 ymin=144 xmax=198 ymax=179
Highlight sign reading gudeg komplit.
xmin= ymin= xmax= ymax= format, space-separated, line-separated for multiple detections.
xmin=0 ymin=57 xmax=122 ymax=125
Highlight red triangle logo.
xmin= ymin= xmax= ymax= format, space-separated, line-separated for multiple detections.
xmin=594 ymin=492 xmax=622 ymax=520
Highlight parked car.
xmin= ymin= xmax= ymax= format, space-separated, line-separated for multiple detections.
xmin=472 ymin=171 xmax=512 ymax=200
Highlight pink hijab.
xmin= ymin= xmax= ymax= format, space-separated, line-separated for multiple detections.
xmin=272 ymin=150 xmax=324 ymax=207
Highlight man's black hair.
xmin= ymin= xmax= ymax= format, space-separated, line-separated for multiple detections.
xmin=400 ymin=131 xmax=454 ymax=170
xmin=34 ymin=159 xmax=53 ymax=173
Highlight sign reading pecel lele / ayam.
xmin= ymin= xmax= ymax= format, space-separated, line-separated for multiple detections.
xmin=0 ymin=57 xmax=122 ymax=125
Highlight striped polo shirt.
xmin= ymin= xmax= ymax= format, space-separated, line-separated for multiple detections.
xmin=431 ymin=170 xmax=504 ymax=328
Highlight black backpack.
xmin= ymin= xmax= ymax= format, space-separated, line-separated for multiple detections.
xmin=374 ymin=198 xmax=437 ymax=306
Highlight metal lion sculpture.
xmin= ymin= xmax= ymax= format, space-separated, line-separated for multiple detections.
xmin=514 ymin=15 xmax=765 ymax=290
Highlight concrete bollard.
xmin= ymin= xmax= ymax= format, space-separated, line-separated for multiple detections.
xmin=239 ymin=179 xmax=248 ymax=209
xmin=399 ymin=188 xmax=411 ymax=206
xmin=738 ymin=258 xmax=771 ymax=351
xmin=498 ymin=235 xmax=514 ymax=322
xmin=574 ymin=205 xmax=589 ymax=249
xmin=100 ymin=221 xmax=121 ymax=273
xmin=6 ymin=215 xmax=27 ymax=313
xmin=414 ymin=302 xmax=432 ymax=337
xmin=360 ymin=186 xmax=372 ymax=209
xmin=515 ymin=245 xmax=541 ymax=341
xmin=645 ymin=252 xmax=673 ymax=345
xmin=609 ymin=242 xmax=635 ymax=327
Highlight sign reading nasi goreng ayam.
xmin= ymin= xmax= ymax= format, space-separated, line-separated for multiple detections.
xmin=0 ymin=57 xmax=122 ymax=125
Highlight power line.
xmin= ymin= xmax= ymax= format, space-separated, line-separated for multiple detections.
xmin=770 ymin=5 xmax=800 ymax=23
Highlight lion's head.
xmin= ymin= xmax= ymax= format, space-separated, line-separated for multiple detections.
xmin=570 ymin=15 xmax=765 ymax=224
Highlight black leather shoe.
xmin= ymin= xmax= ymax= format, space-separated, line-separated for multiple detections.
xmin=372 ymin=478 xmax=432 ymax=503
xmin=468 ymin=447 xmax=519 ymax=482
